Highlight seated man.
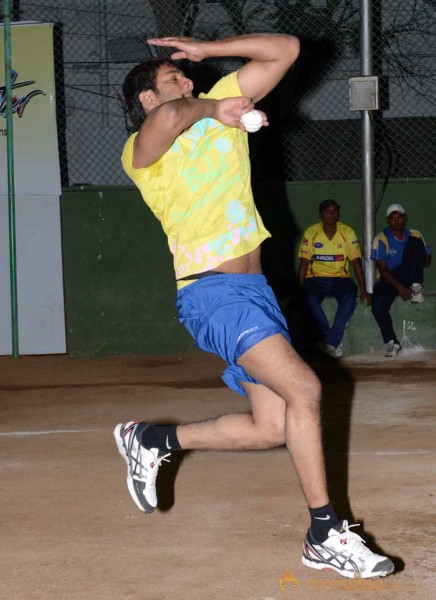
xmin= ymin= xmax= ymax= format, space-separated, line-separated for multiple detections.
xmin=298 ymin=199 xmax=371 ymax=358
xmin=371 ymin=203 xmax=432 ymax=358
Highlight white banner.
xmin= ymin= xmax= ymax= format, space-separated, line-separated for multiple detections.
xmin=0 ymin=22 xmax=65 ymax=355
xmin=0 ymin=22 xmax=61 ymax=195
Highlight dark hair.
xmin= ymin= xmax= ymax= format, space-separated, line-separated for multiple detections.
xmin=122 ymin=58 xmax=178 ymax=132
xmin=319 ymin=199 xmax=340 ymax=212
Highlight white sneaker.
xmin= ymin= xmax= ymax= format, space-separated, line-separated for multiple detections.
xmin=410 ymin=283 xmax=424 ymax=304
xmin=336 ymin=343 xmax=344 ymax=358
xmin=302 ymin=520 xmax=395 ymax=579
xmin=385 ymin=340 xmax=401 ymax=358
xmin=113 ymin=421 xmax=170 ymax=513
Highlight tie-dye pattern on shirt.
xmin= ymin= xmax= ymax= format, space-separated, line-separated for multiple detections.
xmin=121 ymin=72 xmax=270 ymax=281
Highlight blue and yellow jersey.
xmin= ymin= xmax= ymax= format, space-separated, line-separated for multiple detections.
xmin=371 ymin=226 xmax=431 ymax=272
xmin=298 ymin=222 xmax=361 ymax=278
xmin=121 ymin=72 xmax=270 ymax=287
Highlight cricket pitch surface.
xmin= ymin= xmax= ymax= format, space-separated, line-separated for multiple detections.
xmin=1 ymin=349 xmax=435 ymax=599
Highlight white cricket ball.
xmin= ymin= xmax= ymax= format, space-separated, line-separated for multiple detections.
xmin=240 ymin=109 xmax=263 ymax=133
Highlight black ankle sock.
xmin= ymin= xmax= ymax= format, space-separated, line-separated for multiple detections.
xmin=137 ymin=423 xmax=182 ymax=452
xmin=309 ymin=502 xmax=341 ymax=543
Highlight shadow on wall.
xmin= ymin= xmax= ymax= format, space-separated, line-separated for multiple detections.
xmin=248 ymin=37 xmax=339 ymax=352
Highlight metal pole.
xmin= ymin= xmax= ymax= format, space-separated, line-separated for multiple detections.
xmin=360 ymin=0 xmax=376 ymax=293
xmin=3 ymin=0 xmax=20 ymax=356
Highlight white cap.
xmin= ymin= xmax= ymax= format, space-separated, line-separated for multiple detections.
xmin=386 ymin=203 xmax=406 ymax=217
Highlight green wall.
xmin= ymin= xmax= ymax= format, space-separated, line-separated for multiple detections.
xmin=254 ymin=178 xmax=436 ymax=292
xmin=61 ymin=178 xmax=435 ymax=356
xmin=61 ymin=188 xmax=194 ymax=356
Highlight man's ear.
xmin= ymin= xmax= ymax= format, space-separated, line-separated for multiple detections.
xmin=139 ymin=90 xmax=158 ymax=112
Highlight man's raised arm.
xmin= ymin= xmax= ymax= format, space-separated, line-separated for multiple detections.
xmin=148 ymin=34 xmax=300 ymax=103
xmin=133 ymin=95 xmax=253 ymax=169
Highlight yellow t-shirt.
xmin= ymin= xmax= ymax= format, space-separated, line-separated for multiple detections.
xmin=298 ymin=222 xmax=361 ymax=278
xmin=121 ymin=72 xmax=270 ymax=286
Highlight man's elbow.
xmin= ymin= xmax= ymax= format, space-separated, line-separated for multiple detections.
xmin=292 ymin=36 xmax=301 ymax=60
xmin=285 ymin=35 xmax=300 ymax=64
xmin=273 ymin=34 xmax=300 ymax=66
xmin=282 ymin=35 xmax=300 ymax=66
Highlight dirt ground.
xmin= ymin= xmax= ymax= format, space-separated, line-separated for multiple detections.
xmin=0 ymin=349 xmax=435 ymax=600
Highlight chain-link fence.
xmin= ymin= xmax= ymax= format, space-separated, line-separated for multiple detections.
xmin=3 ymin=0 xmax=436 ymax=186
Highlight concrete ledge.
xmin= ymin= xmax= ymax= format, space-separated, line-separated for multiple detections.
xmin=321 ymin=294 xmax=436 ymax=356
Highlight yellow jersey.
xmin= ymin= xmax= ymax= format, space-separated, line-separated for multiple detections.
xmin=298 ymin=222 xmax=361 ymax=278
xmin=121 ymin=71 xmax=270 ymax=286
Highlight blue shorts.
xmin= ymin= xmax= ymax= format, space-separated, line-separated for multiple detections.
xmin=176 ymin=274 xmax=291 ymax=397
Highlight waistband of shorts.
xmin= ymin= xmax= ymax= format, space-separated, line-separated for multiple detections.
xmin=177 ymin=272 xmax=266 ymax=296
xmin=177 ymin=270 xmax=227 ymax=282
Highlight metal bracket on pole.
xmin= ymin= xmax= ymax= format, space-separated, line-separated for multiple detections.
xmin=349 ymin=76 xmax=379 ymax=111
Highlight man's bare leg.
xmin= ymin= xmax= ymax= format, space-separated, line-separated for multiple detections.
xmin=177 ymin=334 xmax=327 ymax=507
xmin=176 ymin=381 xmax=286 ymax=450
xmin=236 ymin=334 xmax=328 ymax=509
xmin=114 ymin=332 xmax=395 ymax=578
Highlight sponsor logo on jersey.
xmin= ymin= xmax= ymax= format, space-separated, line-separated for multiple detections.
xmin=314 ymin=242 xmax=323 ymax=248
xmin=314 ymin=254 xmax=345 ymax=262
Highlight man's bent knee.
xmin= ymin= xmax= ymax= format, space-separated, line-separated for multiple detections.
xmin=289 ymin=369 xmax=322 ymax=411
xmin=307 ymin=376 xmax=322 ymax=411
